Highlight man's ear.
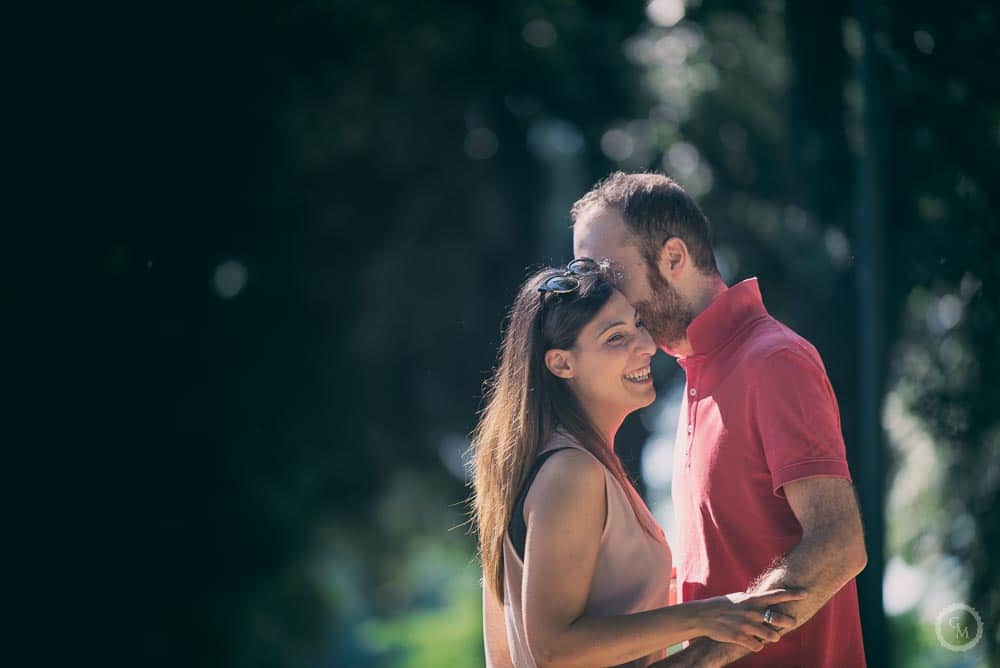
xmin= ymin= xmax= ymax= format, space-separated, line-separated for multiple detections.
xmin=658 ymin=237 xmax=689 ymax=280
xmin=544 ymin=349 xmax=575 ymax=379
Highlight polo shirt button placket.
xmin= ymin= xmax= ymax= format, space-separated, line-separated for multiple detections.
xmin=685 ymin=388 xmax=698 ymax=468
xmin=685 ymin=415 xmax=695 ymax=467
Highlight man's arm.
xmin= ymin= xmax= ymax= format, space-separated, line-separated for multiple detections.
xmin=651 ymin=477 xmax=867 ymax=668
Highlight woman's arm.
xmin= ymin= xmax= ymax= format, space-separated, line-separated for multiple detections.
xmin=521 ymin=450 xmax=800 ymax=668
xmin=483 ymin=577 xmax=515 ymax=667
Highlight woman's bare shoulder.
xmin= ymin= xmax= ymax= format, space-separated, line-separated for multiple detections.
xmin=524 ymin=447 xmax=606 ymax=517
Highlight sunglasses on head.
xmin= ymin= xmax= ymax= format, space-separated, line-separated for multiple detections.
xmin=537 ymin=257 xmax=606 ymax=296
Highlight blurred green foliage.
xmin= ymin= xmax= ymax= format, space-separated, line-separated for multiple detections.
xmin=362 ymin=563 xmax=483 ymax=668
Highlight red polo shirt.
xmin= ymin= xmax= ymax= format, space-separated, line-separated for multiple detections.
xmin=670 ymin=278 xmax=866 ymax=668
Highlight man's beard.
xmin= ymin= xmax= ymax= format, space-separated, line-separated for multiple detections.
xmin=634 ymin=263 xmax=694 ymax=351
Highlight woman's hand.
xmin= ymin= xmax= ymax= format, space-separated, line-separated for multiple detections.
xmin=694 ymin=588 xmax=804 ymax=652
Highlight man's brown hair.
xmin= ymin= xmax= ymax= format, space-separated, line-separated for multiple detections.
xmin=571 ymin=171 xmax=720 ymax=275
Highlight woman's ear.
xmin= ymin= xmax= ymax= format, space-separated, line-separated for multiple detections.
xmin=544 ymin=349 xmax=575 ymax=379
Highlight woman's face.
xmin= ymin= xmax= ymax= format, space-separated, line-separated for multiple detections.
xmin=548 ymin=288 xmax=658 ymax=423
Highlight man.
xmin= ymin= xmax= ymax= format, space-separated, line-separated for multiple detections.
xmin=571 ymin=172 xmax=868 ymax=667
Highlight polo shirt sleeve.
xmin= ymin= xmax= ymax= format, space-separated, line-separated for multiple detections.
xmin=753 ymin=348 xmax=852 ymax=497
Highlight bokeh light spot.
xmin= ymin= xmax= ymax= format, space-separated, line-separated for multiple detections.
xmin=883 ymin=555 xmax=925 ymax=615
xmin=914 ymin=30 xmax=935 ymax=55
xmin=464 ymin=127 xmax=499 ymax=160
xmin=646 ymin=0 xmax=685 ymax=27
xmin=214 ymin=260 xmax=248 ymax=299
xmin=934 ymin=294 xmax=963 ymax=331
xmin=527 ymin=118 xmax=584 ymax=161
xmin=600 ymin=128 xmax=636 ymax=161
xmin=522 ymin=19 xmax=557 ymax=48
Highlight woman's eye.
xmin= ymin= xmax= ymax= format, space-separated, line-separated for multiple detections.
xmin=607 ymin=333 xmax=625 ymax=344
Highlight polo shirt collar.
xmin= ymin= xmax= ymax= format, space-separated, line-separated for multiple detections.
xmin=683 ymin=277 xmax=768 ymax=357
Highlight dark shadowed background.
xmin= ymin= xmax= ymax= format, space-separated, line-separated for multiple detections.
xmin=11 ymin=1 xmax=997 ymax=666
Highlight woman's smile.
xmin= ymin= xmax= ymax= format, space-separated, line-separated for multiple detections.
xmin=624 ymin=365 xmax=652 ymax=384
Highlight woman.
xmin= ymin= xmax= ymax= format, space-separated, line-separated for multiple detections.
xmin=470 ymin=262 xmax=802 ymax=667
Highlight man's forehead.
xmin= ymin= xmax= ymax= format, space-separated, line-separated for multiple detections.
xmin=573 ymin=205 xmax=629 ymax=254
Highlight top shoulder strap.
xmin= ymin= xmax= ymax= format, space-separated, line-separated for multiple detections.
xmin=507 ymin=446 xmax=577 ymax=561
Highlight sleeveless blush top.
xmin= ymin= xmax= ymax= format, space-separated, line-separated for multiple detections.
xmin=501 ymin=429 xmax=674 ymax=667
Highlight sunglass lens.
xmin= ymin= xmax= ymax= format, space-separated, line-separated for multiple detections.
xmin=541 ymin=275 xmax=580 ymax=293
xmin=567 ymin=258 xmax=600 ymax=274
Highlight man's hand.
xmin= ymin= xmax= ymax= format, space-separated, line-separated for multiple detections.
xmin=656 ymin=477 xmax=868 ymax=667
xmin=694 ymin=589 xmax=802 ymax=651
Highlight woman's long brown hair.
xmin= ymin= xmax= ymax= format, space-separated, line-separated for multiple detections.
xmin=469 ymin=267 xmax=665 ymax=604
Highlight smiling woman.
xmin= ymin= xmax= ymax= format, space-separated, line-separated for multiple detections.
xmin=543 ymin=287 xmax=658 ymax=439
xmin=468 ymin=264 xmax=801 ymax=667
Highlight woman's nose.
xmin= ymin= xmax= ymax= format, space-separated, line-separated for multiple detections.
xmin=636 ymin=327 xmax=657 ymax=356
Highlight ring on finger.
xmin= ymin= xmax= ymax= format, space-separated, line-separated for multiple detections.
xmin=763 ymin=607 xmax=774 ymax=625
